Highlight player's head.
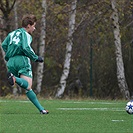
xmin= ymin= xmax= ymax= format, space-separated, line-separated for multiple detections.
xmin=22 ymin=14 xmax=37 ymax=34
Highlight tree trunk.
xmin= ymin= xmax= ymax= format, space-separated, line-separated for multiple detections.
xmin=12 ymin=1 xmax=22 ymax=96
xmin=111 ymin=0 xmax=130 ymax=99
xmin=55 ymin=0 xmax=77 ymax=98
xmin=36 ymin=0 xmax=46 ymax=93
xmin=14 ymin=1 xmax=18 ymax=29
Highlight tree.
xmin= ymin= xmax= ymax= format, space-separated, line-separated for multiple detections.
xmin=0 ymin=0 xmax=16 ymax=33
xmin=0 ymin=0 xmax=16 ymax=61
xmin=36 ymin=0 xmax=47 ymax=94
xmin=55 ymin=0 xmax=77 ymax=98
xmin=111 ymin=0 xmax=130 ymax=99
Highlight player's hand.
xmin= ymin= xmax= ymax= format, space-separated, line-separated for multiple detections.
xmin=36 ymin=56 xmax=43 ymax=63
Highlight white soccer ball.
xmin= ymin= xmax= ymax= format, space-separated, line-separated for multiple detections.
xmin=125 ymin=100 xmax=133 ymax=114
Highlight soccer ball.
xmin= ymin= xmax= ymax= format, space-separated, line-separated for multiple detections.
xmin=125 ymin=100 xmax=133 ymax=114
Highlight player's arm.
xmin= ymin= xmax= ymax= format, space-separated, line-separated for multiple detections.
xmin=21 ymin=31 xmax=39 ymax=61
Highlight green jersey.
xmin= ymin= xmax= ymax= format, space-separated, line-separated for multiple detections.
xmin=2 ymin=28 xmax=38 ymax=61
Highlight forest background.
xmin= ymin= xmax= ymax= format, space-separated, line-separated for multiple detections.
xmin=0 ymin=0 xmax=133 ymax=99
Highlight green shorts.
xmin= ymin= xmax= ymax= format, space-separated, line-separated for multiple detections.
xmin=7 ymin=55 xmax=32 ymax=78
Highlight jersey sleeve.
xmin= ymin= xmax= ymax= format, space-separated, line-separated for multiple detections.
xmin=21 ymin=30 xmax=38 ymax=61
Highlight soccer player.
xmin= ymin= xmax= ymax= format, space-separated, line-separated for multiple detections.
xmin=1 ymin=14 xmax=49 ymax=114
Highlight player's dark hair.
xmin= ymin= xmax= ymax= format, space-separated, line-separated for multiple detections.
xmin=22 ymin=14 xmax=37 ymax=28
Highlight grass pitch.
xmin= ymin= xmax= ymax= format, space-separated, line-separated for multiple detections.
xmin=0 ymin=98 xmax=133 ymax=133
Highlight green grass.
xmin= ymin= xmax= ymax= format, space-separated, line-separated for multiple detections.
xmin=0 ymin=98 xmax=133 ymax=133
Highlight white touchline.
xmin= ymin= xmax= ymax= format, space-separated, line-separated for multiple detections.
xmin=111 ymin=120 xmax=124 ymax=122
xmin=57 ymin=108 xmax=124 ymax=111
xmin=0 ymin=100 xmax=30 ymax=103
xmin=61 ymin=101 xmax=124 ymax=105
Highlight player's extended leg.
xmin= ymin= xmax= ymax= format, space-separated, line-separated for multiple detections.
xmin=7 ymin=72 xmax=29 ymax=89
xmin=7 ymin=72 xmax=49 ymax=114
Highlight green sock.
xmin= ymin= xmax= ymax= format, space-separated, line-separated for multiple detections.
xmin=15 ymin=77 xmax=28 ymax=90
xmin=26 ymin=89 xmax=44 ymax=111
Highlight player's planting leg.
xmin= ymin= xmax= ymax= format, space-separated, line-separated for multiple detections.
xmin=26 ymin=89 xmax=43 ymax=110
xmin=26 ymin=89 xmax=48 ymax=114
